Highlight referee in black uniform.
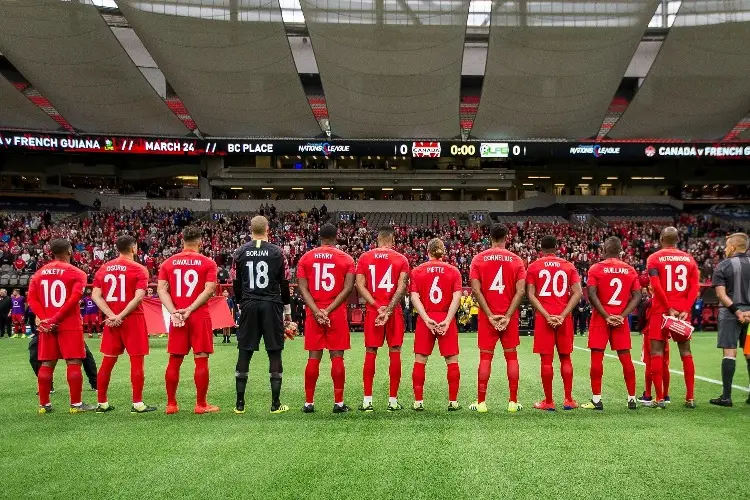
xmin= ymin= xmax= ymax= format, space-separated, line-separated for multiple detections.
xmin=710 ymin=232 xmax=750 ymax=407
xmin=232 ymin=215 xmax=292 ymax=414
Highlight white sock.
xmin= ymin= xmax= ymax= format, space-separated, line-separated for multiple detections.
xmin=389 ymin=397 xmax=398 ymax=405
xmin=72 ymin=402 xmax=82 ymax=407
xmin=304 ymin=402 xmax=313 ymax=407
xmin=449 ymin=400 xmax=457 ymax=405
xmin=133 ymin=401 xmax=144 ymax=407
xmin=627 ymin=395 xmax=636 ymax=402
xmin=363 ymin=396 xmax=373 ymax=405
xmin=592 ymin=395 xmax=601 ymax=404
xmin=99 ymin=401 xmax=108 ymax=407
xmin=335 ymin=402 xmax=343 ymax=407
xmin=415 ymin=400 xmax=423 ymax=405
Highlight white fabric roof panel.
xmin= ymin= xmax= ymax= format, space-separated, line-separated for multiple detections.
xmin=0 ymin=0 xmax=188 ymax=135
xmin=119 ymin=1 xmax=321 ymax=137
xmin=0 ymin=77 xmax=60 ymax=131
xmin=300 ymin=1 xmax=470 ymax=138
xmin=471 ymin=0 xmax=660 ymax=139
xmin=609 ymin=1 xmax=750 ymax=140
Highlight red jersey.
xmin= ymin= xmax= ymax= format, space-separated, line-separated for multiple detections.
xmin=409 ymin=260 xmax=462 ymax=313
xmin=646 ymin=248 xmax=699 ymax=313
xmin=355 ymin=247 xmax=409 ymax=309
xmin=526 ymin=255 xmax=580 ymax=315
xmin=27 ymin=260 xmax=87 ymax=330
xmin=157 ymin=250 xmax=218 ymax=318
xmin=93 ymin=256 xmax=150 ymax=315
xmin=296 ymin=246 xmax=355 ymax=309
xmin=469 ymin=247 xmax=526 ymax=316
xmin=587 ymin=258 xmax=639 ymax=318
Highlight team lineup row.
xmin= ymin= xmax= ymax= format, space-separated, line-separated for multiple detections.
xmin=25 ymin=217 xmax=726 ymax=415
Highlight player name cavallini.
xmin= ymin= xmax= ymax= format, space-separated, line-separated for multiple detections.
xmin=657 ymin=256 xmax=690 ymax=262
xmin=171 ymin=259 xmax=204 ymax=265
xmin=602 ymin=267 xmax=629 ymax=274
xmin=244 ymin=250 xmax=269 ymax=257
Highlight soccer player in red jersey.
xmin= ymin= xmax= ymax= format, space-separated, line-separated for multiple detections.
xmin=638 ymin=285 xmax=672 ymax=405
xmin=468 ymin=224 xmax=526 ymax=413
xmin=91 ymin=235 xmax=156 ymax=414
xmin=297 ymin=223 xmax=356 ymax=413
xmin=409 ymin=238 xmax=463 ymax=411
xmin=645 ymin=226 xmax=700 ymax=409
xmin=27 ymin=238 xmax=95 ymax=413
xmin=526 ymin=235 xmax=583 ymax=411
xmin=355 ymin=226 xmax=410 ymax=412
xmin=158 ymin=226 xmax=219 ymax=415
xmin=583 ymin=236 xmax=642 ymax=410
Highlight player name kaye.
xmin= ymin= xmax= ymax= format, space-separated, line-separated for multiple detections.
xmin=171 ymin=259 xmax=203 ymax=265
xmin=658 ymin=255 xmax=690 ymax=262
xmin=602 ymin=267 xmax=629 ymax=274
xmin=374 ymin=253 xmax=390 ymax=259
xmin=244 ymin=250 xmax=269 ymax=257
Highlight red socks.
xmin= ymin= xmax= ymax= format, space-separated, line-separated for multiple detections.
xmin=388 ymin=351 xmax=401 ymax=399
xmin=618 ymin=352 xmax=636 ymax=397
xmin=663 ymin=353 xmax=671 ymax=396
xmin=540 ymin=354 xmax=554 ymax=403
xmin=66 ymin=363 xmax=83 ymax=406
xmin=38 ymin=365 xmax=53 ymax=406
xmin=130 ymin=355 xmax=145 ymax=403
xmin=447 ymin=362 xmax=460 ymax=402
xmin=650 ymin=354 xmax=664 ymax=400
xmin=477 ymin=352 xmax=493 ymax=403
xmin=97 ymin=356 xmax=118 ymax=404
xmin=304 ymin=358 xmax=321 ymax=404
xmin=559 ymin=354 xmax=573 ymax=401
xmin=363 ymin=351 xmax=376 ymax=397
xmin=165 ymin=355 xmax=184 ymax=406
xmin=682 ymin=354 xmax=695 ymax=400
xmin=194 ymin=357 xmax=209 ymax=407
xmin=331 ymin=356 xmax=345 ymax=404
xmin=412 ymin=362 xmax=426 ymax=401
xmin=504 ymin=351 xmax=519 ymax=402
xmin=590 ymin=350 xmax=604 ymax=395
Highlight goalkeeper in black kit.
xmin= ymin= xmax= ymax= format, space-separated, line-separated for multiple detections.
xmin=232 ymin=215 xmax=295 ymax=414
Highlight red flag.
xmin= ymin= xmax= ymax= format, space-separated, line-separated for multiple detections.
xmin=142 ymin=297 xmax=234 ymax=335
xmin=207 ymin=296 xmax=235 ymax=330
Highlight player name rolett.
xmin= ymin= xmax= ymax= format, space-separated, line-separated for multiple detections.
xmin=41 ymin=268 xmax=65 ymax=275
xmin=244 ymin=250 xmax=269 ymax=257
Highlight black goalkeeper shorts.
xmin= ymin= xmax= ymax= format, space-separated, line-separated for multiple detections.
xmin=237 ymin=301 xmax=284 ymax=352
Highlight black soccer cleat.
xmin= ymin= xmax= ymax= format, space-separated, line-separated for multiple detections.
xmin=96 ymin=404 xmax=115 ymax=414
xmin=684 ymin=399 xmax=696 ymax=409
xmin=709 ymin=396 xmax=733 ymax=407
xmin=131 ymin=404 xmax=157 ymax=414
xmin=627 ymin=399 xmax=637 ymax=410
xmin=581 ymin=400 xmax=603 ymax=411
xmin=332 ymin=404 xmax=351 ymax=414
xmin=234 ymin=401 xmax=245 ymax=414
xmin=302 ymin=404 xmax=315 ymax=413
xmin=359 ymin=402 xmax=374 ymax=412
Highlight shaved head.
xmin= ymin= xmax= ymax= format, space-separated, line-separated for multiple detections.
xmin=603 ymin=236 xmax=622 ymax=257
xmin=251 ymin=215 xmax=269 ymax=237
xmin=660 ymin=226 xmax=679 ymax=247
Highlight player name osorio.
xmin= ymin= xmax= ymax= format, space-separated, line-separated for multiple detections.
xmin=105 ymin=265 xmax=128 ymax=272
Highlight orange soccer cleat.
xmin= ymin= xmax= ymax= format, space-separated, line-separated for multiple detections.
xmin=194 ymin=404 xmax=220 ymax=414
xmin=165 ymin=404 xmax=179 ymax=415
xmin=533 ymin=401 xmax=556 ymax=411
xmin=563 ymin=399 xmax=579 ymax=410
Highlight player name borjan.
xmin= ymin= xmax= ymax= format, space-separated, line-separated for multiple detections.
xmin=603 ymin=267 xmax=629 ymax=274
xmin=657 ymin=255 xmax=690 ymax=262
xmin=40 ymin=268 xmax=66 ymax=275
xmin=244 ymin=250 xmax=269 ymax=257
xmin=171 ymin=259 xmax=203 ymax=265
xmin=105 ymin=265 xmax=128 ymax=272
xmin=483 ymin=254 xmax=515 ymax=262
xmin=314 ymin=253 xmax=334 ymax=259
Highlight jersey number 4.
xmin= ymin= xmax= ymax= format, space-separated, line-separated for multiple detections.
xmin=368 ymin=265 xmax=394 ymax=292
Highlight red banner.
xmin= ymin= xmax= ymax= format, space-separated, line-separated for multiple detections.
xmin=142 ymin=297 xmax=234 ymax=336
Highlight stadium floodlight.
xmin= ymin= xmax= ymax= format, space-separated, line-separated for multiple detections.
xmin=607 ymin=176 xmax=618 ymax=179
xmin=292 ymin=187 xmax=304 ymax=190
xmin=262 ymin=187 xmax=274 ymax=190
xmin=382 ymin=188 xmax=393 ymax=191
xmin=522 ymin=183 xmax=533 ymax=186
xmin=441 ymin=188 xmax=453 ymax=191
xmin=487 ymin=188 xmax=499 ymax=191
xmin=230 ymin=187 xmax=243 ymax=190
xmin=582 ymin=176 xmax=593 ymax=180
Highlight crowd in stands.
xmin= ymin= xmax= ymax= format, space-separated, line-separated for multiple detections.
xmin=0 ymin=205 xmax=736 ymax=286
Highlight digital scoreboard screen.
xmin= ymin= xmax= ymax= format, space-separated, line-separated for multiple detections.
xmin=1 ymin=131 xmax=749 ymax=160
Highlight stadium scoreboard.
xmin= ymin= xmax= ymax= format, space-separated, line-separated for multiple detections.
xmin=2 ymin=131 xmax=750 ymax=160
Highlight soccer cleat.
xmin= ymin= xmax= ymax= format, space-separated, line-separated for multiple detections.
xmin=447 ymin=401 xmax=462 ymax=412
xmin=49 ymin=388 xmax=55 ymax=395
xmin=627 ymin=399 xmax=638 ymax=410
xmin=159 ymin=333 xmax=167 ymax=338
xmin=507 ymin=401 xmax=523 ymax=413
xmin=581 ymin=400 xmax=604 ymax=411
xmin=412 ymin=401 xmax=425 ymax=412
xmin=233 ymin=402 xmax=245 ymax=414
xmin=533 ymin=401 xmax=556 ymax=411
xmin=638 ymin=392 xmax=653 ymax=405
xmin=302 ymin=404 xmax=315 ymax=413
xmin=165 ymin=404 xmax=179 ymax=415
xmin=653 ymin=400 xmax=666 ymax=409
xmin=709 ymin=396 xmax=733 ymax=407
xmin=194 ymin=404 xmax=220 ymax=414
xmin=684 ymin=399 xmax=696 ymax=409
xmin=746 ymin=395 xmax=750 ymax=405
xmin=359 ymin=402 xmax=374 ymax=412
xmin=563 ymin=399 xmax=579 ymax=410
xmin=38 ymin=404 xmax=53 ymax=414
xmin=386 ymin=401 xmax=403 ymax=412
xmin=664 ymin=395 xmax=671 ymax=404
xmin=11 ymin=334 xmax=19 ymax=339
xmin=131 ymin=403 xmax=157 ymax=414
xmin=69 ymin=402 xmax=96 ymax=413
xmin=469 ymin=401 xmax=488 ymax=413
xmin=95 ymin=403 xmax=115 ymax=414
xmin=332 ymin=404 xmax=351 ymax=414
xmin=270 ymin=404 xmax=289 ymax=414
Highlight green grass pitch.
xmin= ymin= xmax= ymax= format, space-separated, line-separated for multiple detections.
xmin=1 ymin=332 xmax=748 ymax=499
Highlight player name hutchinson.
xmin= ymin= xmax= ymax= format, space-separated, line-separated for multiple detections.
xmin=244 ymin=250 xmax=269 ymax=257
xmin=483 ymin=254 xmax=515 ymax=262
xmin=171 ymin=259 xmax=204 ymax=265
xmin=603 ymin=267 xmax=629 ymax=274
xmin=657 ymin=255 xmax=690 ymax=262
xmin=40 ymin=268 xmax=66 ymax=275
xmin=106 ymin=265 xmax=128 ymax=272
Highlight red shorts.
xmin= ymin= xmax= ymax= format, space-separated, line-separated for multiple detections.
xmin=11 ymin=313 xmax=24 ymax=324
xmin=364 ymin=306 xmax=404 ymax=348
xmin=414 ymin=312 xmax=459 ymax=357
xmin=167 ymin=314 xmax=214 ymax=355
xmin=38 ymin=329 xmax=86 ymax=361
xmin=641 ymin=333 xmax=671 ymax=362
xmin=84 ymin=313 xmax=100 ymax=323
xmin=588 ymin=316 xmax=631 ymax=351
xmin=533 ymin=313 xmax=574 ymax=355
xmin=646 ymin=312 xmax=669 ymax=341
xmin=304 ymin=306 xmax=350 ymax=351
xmin=477 ymin=313 xmax=520 ymax=351
xmin=101 ymin=314 xmax=149 ymax=356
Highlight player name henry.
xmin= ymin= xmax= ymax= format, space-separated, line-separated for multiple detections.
xmin=40 ymin=268 xmax=66 ymax=275
xmin=483 ymin=254 xmax=515 ymax=262
xmin=657 ymin=255 xmax=690 ymax=262
xmin=603 ymin=267 xmax=629 ymax=274
xmin=314 ymin=253 xmax=334 ymax=259
xmin=171 ymin=259 xmax=203 ymax=266
xmin=106 ymin=265 xmax=128 ymax=272
xmin=244 ymin=250 xmax=269 ymax=257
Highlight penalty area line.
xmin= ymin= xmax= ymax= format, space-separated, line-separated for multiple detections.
xmin=572 ymin=345 xmax=749 ymax=393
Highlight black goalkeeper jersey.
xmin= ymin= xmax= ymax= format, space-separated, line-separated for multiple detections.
xmin=233 ymin=240 xmax=288 ymax=305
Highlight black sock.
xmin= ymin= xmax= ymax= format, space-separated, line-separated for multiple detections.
xmin=270 ymin=374 xmax=282 ymax=407
xmin=721 ymin=357 xmax=736 ymax=400
xmin=235 ymin=349 xmax=253 ymax=404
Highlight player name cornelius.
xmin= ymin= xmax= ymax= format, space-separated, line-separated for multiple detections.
xmin=483 ymin=255 xmax=515 ymax=262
